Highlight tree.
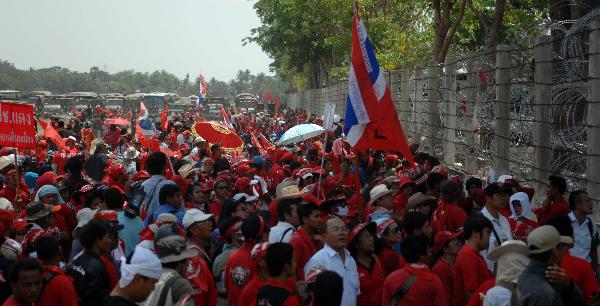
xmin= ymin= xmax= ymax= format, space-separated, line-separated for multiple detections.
xmin=467 ymin=0 xmax=505 ymax=50
xmin=432 ymin=0 xmax=468 ymax=63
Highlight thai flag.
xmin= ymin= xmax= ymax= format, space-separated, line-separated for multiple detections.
xmin=138 ymin=101 xmax=156 ymax=136
xmin=343 ymin=1 xmax=415 ymax=167
xmin=197 ymin=74 xmax=207 ymax=111
xmin=221 ymin=105 xmax=234 ymax=129
xmin=253 ymin=91 xmax=260 ymax=105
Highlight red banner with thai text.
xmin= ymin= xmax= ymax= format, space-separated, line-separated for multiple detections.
xmin=0 ymin=101 xmax=36 ymax=149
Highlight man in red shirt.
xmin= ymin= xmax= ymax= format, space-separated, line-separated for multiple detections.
xmin=289 ymin=201 xmax=322 ymax=280
xmin=453 ymin=214 xmax=493 ymax=306
xmin=239 ymin=242 xmax=269 ymax=306
xmin=431 ymin=230 xmax=462 ymax=306
xmin=224 ymin=215 xmax=267 ymax=306
xmin=431 ymin=181 xmax=467 ymax=233
xmin=35 ymin=236 xmax=78 ymax=306
xmin=3 ymin=259 xmax=42 ymax=306
xmin=545 ymin=215 xmax=600 ymax=304
xmin=382 ymin=234 xmax=446 ymax=306
xmin=257 ymin=243 xmax=300 ymax=306
xmin=51 ymin=137 xmax=78 ymax=175
xmin=534 ymin=175 xmax=569 ymax=224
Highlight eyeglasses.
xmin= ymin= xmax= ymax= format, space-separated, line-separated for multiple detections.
xmin=387 ymin=226 xmax=400 ymax=234
xmin=216 ymin=186 xmax=228 ymax=190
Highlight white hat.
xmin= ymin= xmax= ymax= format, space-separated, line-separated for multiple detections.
xmin=182 ymin=208 xmax=214 ymax=229
xmin=527 ymin=225 xmax=573 ymax=254
xmin=0 ymin=198 xmax=14 ymax=211
xmin=76 ymin=208 xmax=97 ymax=228
xmin=233 ymin=192 xmax=258 ymax=202
xmin=368 ymin=184 xmax=395 ymax=205
xmin=489 ymin=240 xmax=529 ymax=260
xmin=0 ymin=154 xmax=15 ymax=172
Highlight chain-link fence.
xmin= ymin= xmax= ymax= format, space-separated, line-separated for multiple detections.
xmin=286 ymin=12 xmax=600 ymax=208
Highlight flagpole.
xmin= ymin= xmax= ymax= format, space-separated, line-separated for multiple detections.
xmin=316 ymin=131 xmax=328 ymax=200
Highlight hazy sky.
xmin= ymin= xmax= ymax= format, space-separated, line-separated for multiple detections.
xmin=0 ymin=0 xmax=272 ymax=81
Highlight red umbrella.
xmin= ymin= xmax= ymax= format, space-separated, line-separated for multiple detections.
xmin=192 ymin=121 xmax=243 ymax=153
xmin=105 ymin=117 xmax=131 ymax=127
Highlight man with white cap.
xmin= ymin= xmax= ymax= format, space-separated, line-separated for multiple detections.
xmin=368 ymin=184 xmax=395 ymax=222
xmin=517 ymin=225 xmax=585 ymax=306
xmin=482 ymin=240 xmax=529 ymax=306
xmin=105 ymin=246 xmax=163 ymax=306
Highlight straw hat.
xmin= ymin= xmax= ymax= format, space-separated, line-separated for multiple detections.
xmin=368 ymin=184 xmax=395 ymax=205
xmin=178 ymin=164 xmax=199 ymax=179
xmin=277 ymin=184 xmax=305 ymax=200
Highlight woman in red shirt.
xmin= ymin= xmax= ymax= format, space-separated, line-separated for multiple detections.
xmin=348 ymin=221 xmax=384 ymax=306
xmin=375 ymin=217 xmax=405 ymax=276
xmin=508 ymin=192 xmax=539 ymax=241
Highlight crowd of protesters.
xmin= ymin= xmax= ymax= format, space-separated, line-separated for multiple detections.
xmin=0 ymin=105 xmax=597 ymax=306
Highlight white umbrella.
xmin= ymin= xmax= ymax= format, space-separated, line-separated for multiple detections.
xmin=277 ymin=123 xmax=325 ymax=146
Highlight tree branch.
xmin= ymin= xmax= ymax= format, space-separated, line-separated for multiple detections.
xmin=440 ymin=0 xmax=467 ymax=62
xmin=467 ymin=0 xmax=490 ymax=29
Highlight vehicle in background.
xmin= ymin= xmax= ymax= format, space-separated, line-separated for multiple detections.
xmin=101 ymin=93 xmax=126 ymax=113
xmin=170 ymin=96 xmax=195 ymax=114
xmin=22 ymin=91 xmax=52 ymax=113
xmin=142 ymin=92 xmax=177 ymax=121
xmin=125 ymin=92 xmax=146 ymax=114
xmin=234 ymin=93 xmax=258 ymax=112
xmin=69 ymin=92 xmax=101 ymax=111
xmin=0 ymin=90 xmax=20 ymax=101
xmin=204 ymin=96 xmax=229 ymax=120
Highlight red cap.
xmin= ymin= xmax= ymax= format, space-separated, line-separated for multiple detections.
xmin=234 ymin=177 xmax=252 ymax=193
xmin=106 ymin=164 xmax=126 ymax=179
xmin=347 ymin=222 xmax=376 ymax=247
xmin=94 ymin=210 xmax=118 ymax=222
xmin=179 ymin=144 xmax=190 ymax=151
xmin=132 ymin=170 xmax=150 ymax=181
xmin=237 ymin=164 xmax=257 ymax=175
xmin=200 ymin=181 xmax=213 ymax=192
xmin=399 ymin=176 xmax=415 ymax=189
xmin=431 ymin=165 xmax=448 ymax=177
xmin=13 ymin=219 xmax=32 ymax=233
xmin=433 ymin=230 xmax=462 ymax=252
xmin=384 ymin=154 xmax=399 ymax=164
xmin=301 ymin=193 xmax=322 ymax=206
xmin=281 ymin=152 xmax=295 ymax=162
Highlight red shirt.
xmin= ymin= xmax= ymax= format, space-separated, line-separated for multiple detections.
xmin=186 ymin=255 xmax=217 ymax=306
xmin=432 ymin=258 xmax=454 ymax=306
xmin=37 ymin=266 xmax=78 ymax=306
xmin=289 ymin=227 xmax=320 ymax=280
xmin=2 ymin=296 xmax=31 ymax=306
xmin=562 ymin=252 xmax=600 ymax=303
xmin=224 ymin=244 xmax=255 ymax=306
xmin=209 ymin=199 xmax=222 ymax=217
xmin=378 ymin=246 xmax=405 ymax=276
xmin=382 ymin=263 xmax=446 ymax=306
xmin=431 ymin=202 xmax=467 ymax=233
xmin=508 ymin=218 xmax=539 ymax=241
xmin=453 ymin=244 xmax=492 ymax=306
xmin=257 ymin=278 xmax=300 ymax=306
xmin=52 ymin=151 xmax=78 ymax=175
xmin=466 ymin=279 xmax=495 ymax=306
xmin=356 ymin=256 xmax=385 ymax=306
xmin=534 ymin=198 xmax=569 ymax=224
xmin=239 ymin=276 xmax=265 ymax=306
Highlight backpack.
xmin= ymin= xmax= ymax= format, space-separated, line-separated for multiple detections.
xmin=144 ymin=271 xmax=179 ymax=306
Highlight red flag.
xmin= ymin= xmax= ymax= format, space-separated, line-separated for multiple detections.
xmin=344 ymin=2 xmax=415 ymax=169
xmin=251 ymin=133 xmax=267 ymax=155
xmin=221 ymin=105 xmax=233 ymax=129
xmin=37 ymin=119 xmax=68 ymax=151
xmin=258 ymin=132 xmax=272 ymax=149
xmin=160 ymin=103 xmax=169 ymax=131
xmin=263 ymin=90 xmax=273 ymax=103
xmin=135 ymin=120 xmax=149 ymax=149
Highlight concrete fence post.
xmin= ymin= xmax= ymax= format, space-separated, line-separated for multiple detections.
xmin=588 ymin=21 xmax=600 ymax=209
xmin=445 ymin=61 xmax=457 ymax=166
xmin=400 ymin=68 xmax=411 ymax=140
xmin=495 ymin=45 xmax=512 ymax=178
xmin=414 ymin=67 xmax=423 ymax=141
xmin=533 ymin=35 xmax=553 ymax=204
xmin=427 ymin=65 xmax=441 ymax=155
xmin=464 ymin=59 xmax=478 ymax=174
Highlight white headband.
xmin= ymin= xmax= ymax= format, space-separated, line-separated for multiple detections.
xmin=119 ymin=246 xmax=163 ymax=288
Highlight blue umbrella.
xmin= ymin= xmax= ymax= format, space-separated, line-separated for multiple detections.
xmin=277 ymin=123 xmax=325 ymax=146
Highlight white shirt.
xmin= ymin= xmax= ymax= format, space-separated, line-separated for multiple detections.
xmin=304 ymin=244 xmax=360 ymax=306
xmin=569 ymin=211 xmax=597 ymax=262
xmin=483 ymin=286 xmax=512 ymax=306
xmin=481 ymin=207 xmax=513 ymax=271
xmin=268 ymin=221 xmax=296 ymax=243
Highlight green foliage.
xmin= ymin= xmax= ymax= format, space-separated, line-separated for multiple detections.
xmin=248 ymin=0 xmax=547 ymax=88
xmin=0 ymin=60 xmax=289 ymax=103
